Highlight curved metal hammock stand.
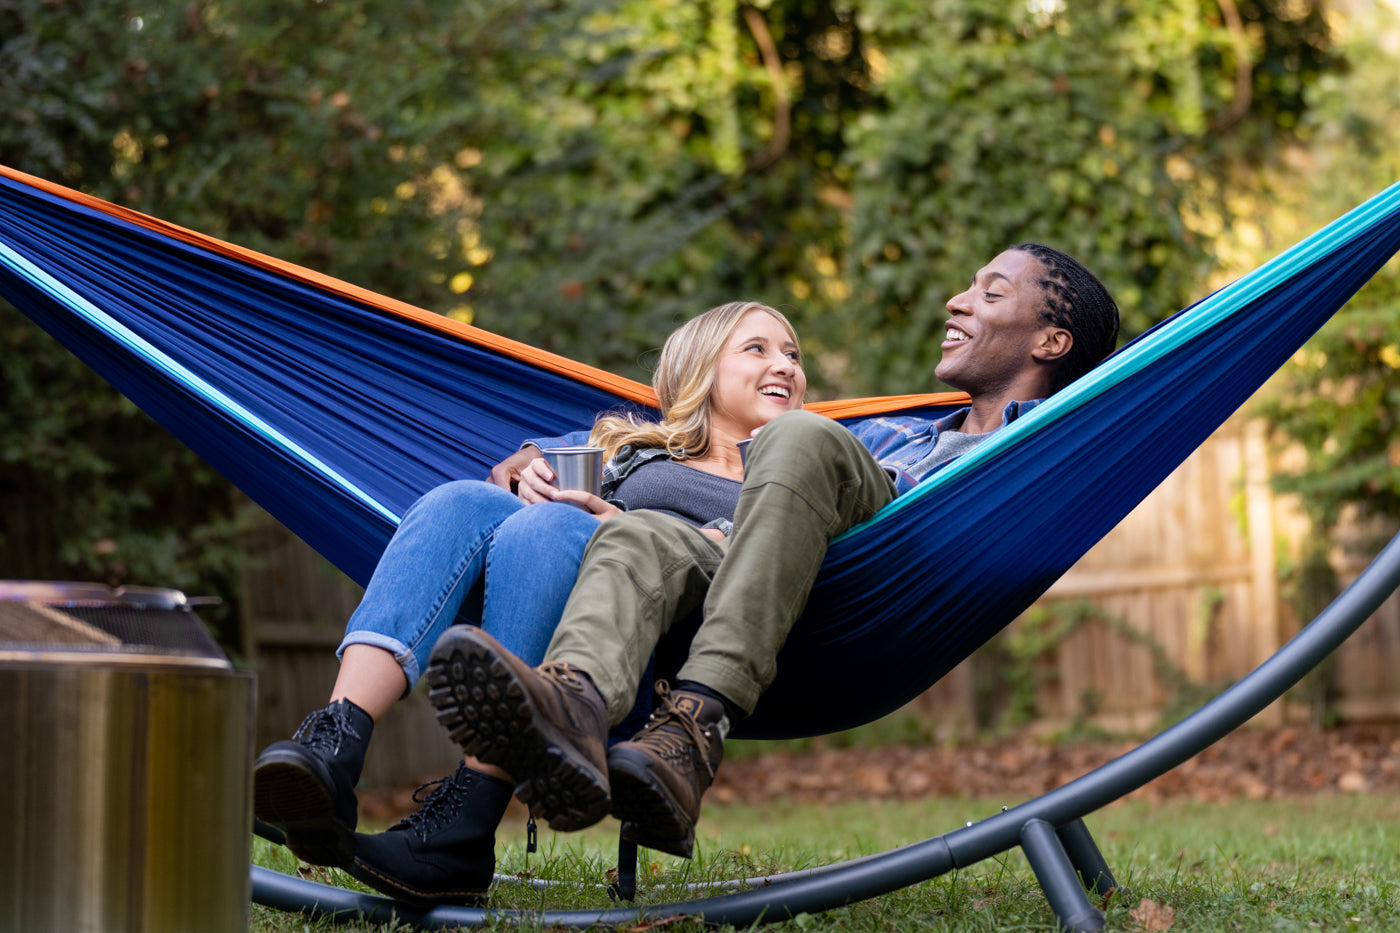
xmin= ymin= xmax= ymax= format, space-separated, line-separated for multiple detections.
xmin=252 ymin=529 xmax=1400 ymax=932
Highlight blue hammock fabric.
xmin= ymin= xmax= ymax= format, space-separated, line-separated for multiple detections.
xmin=3 ymin=168 xmax=1398 ymax=738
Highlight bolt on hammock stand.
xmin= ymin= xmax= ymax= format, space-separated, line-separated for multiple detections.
xmin=250 ymin=527 xmax=1400 ymax=931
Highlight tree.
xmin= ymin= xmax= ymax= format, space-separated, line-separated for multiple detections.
xmin=839 ymin=0 xmax=1338 ymax=394
xmin=1253 ymin=1 xmax=1400 ymax=536
xmin=0 ymin=0 xmax=586 ymax=637
xmin=0 ymin=0 xmax=1359 ymax=645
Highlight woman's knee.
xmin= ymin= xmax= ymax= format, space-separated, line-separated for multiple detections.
xmin=403 ymin=479 xmax=518 ymax=525
xmin=494 ymin=501 xmax=600 ymax=552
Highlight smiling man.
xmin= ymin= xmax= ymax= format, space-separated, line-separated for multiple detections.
xmin=846 ymin=242 xmax=1119 ymax=493
xmin=433 ymin=243 xmax=1120 ymax=861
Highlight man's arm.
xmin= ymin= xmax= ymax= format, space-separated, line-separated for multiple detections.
xmin=486 ymin=429 xmax=593 ymax=490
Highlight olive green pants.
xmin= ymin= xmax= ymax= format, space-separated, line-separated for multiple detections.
xmin=544 ymin=410 xmax=897 ymax=724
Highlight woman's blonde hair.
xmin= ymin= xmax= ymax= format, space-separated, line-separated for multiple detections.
xmin=589 ymin=301 xmax=799 ymax=461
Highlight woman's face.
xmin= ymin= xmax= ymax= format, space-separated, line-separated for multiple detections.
xmin=707 ymin=310 xmax=807 ymax=438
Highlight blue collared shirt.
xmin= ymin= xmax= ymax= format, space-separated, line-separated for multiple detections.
xmin=845 ymin=399 xmax=1041 ymax=496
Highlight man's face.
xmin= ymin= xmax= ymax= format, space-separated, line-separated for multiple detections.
xmin=934 ymin=250 xmax=1063 ymax=395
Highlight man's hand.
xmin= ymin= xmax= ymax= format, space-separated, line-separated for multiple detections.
xmin=487 ymin=444 xmax=542 ymax=491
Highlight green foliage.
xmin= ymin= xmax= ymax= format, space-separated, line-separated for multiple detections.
xmin=841 ymin=0 xmax=1336 ymax=394
xmin=0 ymin=0 xmax=579 ymax=631
xmin=462 ymin=0 xmax=874 ymax=382
xmin=1253 ymin=2 xmax=1400 ymax=533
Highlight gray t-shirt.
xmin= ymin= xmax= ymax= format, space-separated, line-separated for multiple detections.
xmin=612 ymin=458 xmax=740 ymax=527
xmin=906 ymin=430 xmax=992 ymax=484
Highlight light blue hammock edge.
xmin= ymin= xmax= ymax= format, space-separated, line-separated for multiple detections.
xmin=0 ymin=238 xmax=402 ymax=526
xmin=1 ymin=170 xmax=1399 ymax=740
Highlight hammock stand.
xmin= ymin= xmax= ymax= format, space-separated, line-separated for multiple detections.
xmin=3 ymin=164 xmax=1400 ymax=929
xmin=250 ymin=527 xmax=1400 ymax=931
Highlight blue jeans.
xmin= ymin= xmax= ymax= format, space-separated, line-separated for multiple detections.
xmin=337 ymin=480 xmax=602 ymax=689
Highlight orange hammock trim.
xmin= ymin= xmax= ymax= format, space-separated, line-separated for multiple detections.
xmin=0 ymin=165 xmax=969 ymax=421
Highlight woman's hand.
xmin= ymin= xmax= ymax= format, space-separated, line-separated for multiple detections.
xmin=552 ymin=490 xmax=623 ymax=519
xmin=699 ymin=527 xmax=727 ymax=543
xmin=515 ymin=457 xmax=562 ymax=504
xmin=516 ymin=460 xmax=621 ymax=519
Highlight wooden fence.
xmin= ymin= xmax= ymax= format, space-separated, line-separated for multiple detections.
xmin=241 ymin=418 xmax=1400 ymax=786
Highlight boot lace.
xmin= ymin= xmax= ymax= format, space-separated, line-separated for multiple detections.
xmin=394 ymin=765 xmax=468 ymax=840
xmin=631 ymin=682 xmax=718 ymax=779
xmin=538 ymin=660 xmax=592 ymax=692
xmin=291 ymin=701 xmax=364 ymax=757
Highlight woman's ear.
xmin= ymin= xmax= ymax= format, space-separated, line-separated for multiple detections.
xmin=1032 ymin=328 xmax=1073 ymax=363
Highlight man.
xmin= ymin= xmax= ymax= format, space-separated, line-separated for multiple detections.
xmin=438 ymin=243 xmax=1120 ymax=858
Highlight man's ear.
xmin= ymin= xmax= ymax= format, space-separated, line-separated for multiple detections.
xmin=1032 ymin=328 xmax=1073 ymax=363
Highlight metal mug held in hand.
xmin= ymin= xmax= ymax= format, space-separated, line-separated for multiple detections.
xmin=542 ymin=446 xmax=605 ymax=499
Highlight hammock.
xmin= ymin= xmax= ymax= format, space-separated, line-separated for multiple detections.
xmin=2 ymin=166 xmax=1399 ymax=743
xmin=5 ymin=165 xmax=1400 ymax=931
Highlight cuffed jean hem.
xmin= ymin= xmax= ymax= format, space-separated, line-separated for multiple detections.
xmin=337 ymin=631 xmax=420 ymax=691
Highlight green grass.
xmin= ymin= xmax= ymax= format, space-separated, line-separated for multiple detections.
xmin=252 ymin=794 xmax=1400 ymax=931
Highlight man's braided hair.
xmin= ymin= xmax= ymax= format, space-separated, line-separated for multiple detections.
xmin=1012 ymin=243 xmax=1120 ymax=394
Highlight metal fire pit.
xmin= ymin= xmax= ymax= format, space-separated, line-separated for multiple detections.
xmin=0 ymin=581 xmax=254 ymax=933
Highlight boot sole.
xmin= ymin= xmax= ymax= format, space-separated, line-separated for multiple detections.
xmin=253 ymin=752 xmax=356 ymax=867
xmin=426 ymin=634 xmax=609 ymax=832
xmin=608 ymin=751 xmax=696 ymax=859
xmin=345 ymin=855 xmax=489 ymax=908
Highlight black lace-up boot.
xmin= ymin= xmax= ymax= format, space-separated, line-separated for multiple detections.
xmin=253 ymin=698 xmax=374 ymax=867
xmin=346 ymin=763 xmax=513 ymax=907
xmin=607 ymin=682 xmax=728 ymax=858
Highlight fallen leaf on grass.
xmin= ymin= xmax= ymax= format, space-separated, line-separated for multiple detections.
xmin=1338 ymin=770 xmax=1368 ymax=793
xmin=1130 ymin=898 xmax=1175 ymax=931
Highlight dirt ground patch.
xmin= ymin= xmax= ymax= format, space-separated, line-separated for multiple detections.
xmin=707 ymin=724 xmax=1400 ymax=807
xmin=360 ymin=724 xmax=1400 ymax=825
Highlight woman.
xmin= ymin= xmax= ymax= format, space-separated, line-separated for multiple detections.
xmin=252 ymin=300 xmax=806 ymax=906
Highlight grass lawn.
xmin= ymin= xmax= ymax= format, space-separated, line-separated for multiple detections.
xmin=251 ymin=792 xmax=1400 ymax=931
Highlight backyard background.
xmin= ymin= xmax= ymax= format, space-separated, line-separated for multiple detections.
xmin=3 ymin=0 xmax=1400 ymax=789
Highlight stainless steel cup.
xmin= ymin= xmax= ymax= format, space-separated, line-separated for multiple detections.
xmin=542 ymin=446 xmax=605 ymax=497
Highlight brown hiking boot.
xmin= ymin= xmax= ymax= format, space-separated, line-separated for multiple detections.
xmin=426 ymin=626 xmax=610 ymax=832
xmin=607 ymin=682 xmax=728 ymax=858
